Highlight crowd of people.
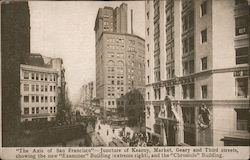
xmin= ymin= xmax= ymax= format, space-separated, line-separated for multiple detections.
xmin=120 ymin=130 xmax=147 ymax=146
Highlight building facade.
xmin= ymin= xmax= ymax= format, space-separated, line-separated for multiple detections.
xmin=145 ymin=0 xmax=249 ymax=146
xmin=95 ymin=4 xmax=145 ymax=114
xmin=1 ymin=1 xmax=31 ymax=146
xmin=80 ymin=81 xmax=95 ymax=109
xmin=20 ymin=54 xmax=64 ymax=122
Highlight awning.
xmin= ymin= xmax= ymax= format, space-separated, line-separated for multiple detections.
xmin=221 ymin=137 xmax=250 ymax=146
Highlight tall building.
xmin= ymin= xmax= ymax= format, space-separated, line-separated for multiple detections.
xmin=94 ymin=3 xmax=128 ymax=40
xmin=20 ymin=54 xmax=65 ymax=122
xmin=1 ymin=1 xmax=30 ymax=146
xmin=145 ymin=0 xmax=249 ymax=146
xmin=95 ymin=3 xmax=145 ymax=114
xmin=80 ymin=81 xmax=95 ymax=109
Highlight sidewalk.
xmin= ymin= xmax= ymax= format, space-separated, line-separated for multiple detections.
xmin=95 ymin=119 xmax=138 ymax=146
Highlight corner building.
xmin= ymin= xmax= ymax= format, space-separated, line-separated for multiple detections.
xmin=20 ymin=54 xmax=64 ymax=122
xmin=145 ymin=0 xmax=249 ymax=146
xmin=95 ymin=4 xmax=145 ymax=113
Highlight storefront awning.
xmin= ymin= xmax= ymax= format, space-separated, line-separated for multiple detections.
xmin=221 ymin=137 xmax=250 ymax=146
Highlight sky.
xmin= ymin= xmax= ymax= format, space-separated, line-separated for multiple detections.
xmin=29 ymin=1 xmax=145 ymax=104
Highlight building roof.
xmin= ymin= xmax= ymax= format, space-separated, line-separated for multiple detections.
xmin=29 ymin=53 xmax=45 ymax=67
xmin=98 ymin=31 xmax=145 ymax=43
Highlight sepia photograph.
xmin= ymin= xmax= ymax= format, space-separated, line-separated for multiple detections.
xmin=1 ymin=0 xmax=249 ymax=159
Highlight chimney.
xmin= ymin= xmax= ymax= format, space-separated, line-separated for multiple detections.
xmin=131 ymin=9 xmax=133 ymax=34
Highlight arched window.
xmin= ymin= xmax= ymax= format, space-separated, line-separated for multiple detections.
xmin=108 ymin=60 xmax=115 ymax=66
xmin=117 ymin=61 xmax=124 ymax=66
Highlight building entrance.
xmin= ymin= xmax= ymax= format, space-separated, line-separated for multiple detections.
xmin=167 ymin=124 xmax=175 ymax=146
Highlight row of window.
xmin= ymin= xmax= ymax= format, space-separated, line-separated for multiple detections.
xmin=23 ymin=84 xmax=56 ymax=92
xmin=107 ymin=38 xmax=143 ymax=48
xmin=107 ymin=51 xmax=144 ymax=62
xmin=106 ymin=52 xmax=124 ymax=58
xmin=108 ymin=79 xmax=124 ymax=85
xmin=107 ymin=100 xmax=124 ymax=106
xmin=23 ymin=106 xmax=56 ymax=115
xmin=23 ymin=95 xmax=57 ymax=103
xmin=23 ymin=72 xmax=57 ymax=82
xmin=151 ymin=57 xmax=204 ymax=82
xmin=152 ymin=57 xmax=206 ymax=81
xmin=107 ymin=66 xmax=124 ymax=74
xmin=107 ymin=92 xmax=124 ymax=98
xmin=149 ymin=77 xmax=248 ymax=100
xmin=107 ymin=75 xmax=124 ymax=79
xmin=153 ymin=85 xmax=204 ymax=100
xmin=152 ymin=56 xmax=205 ymax=81
xmin=107 ymin=44 xmax=125 ymax=50
xmin=148 ymin=86 xmax=175 ymax=102
xmin=152 ymin=47 xmax=246 ymax=81
xmin=107 ymin=86 xmax=123 ymax=92
xmin=107 ymin=37 xmax=124 ymax=44
xmin=108 ymin=100 xmax=115 ymax=106
xmin=107 ymin=60 xmax=124 ymax=66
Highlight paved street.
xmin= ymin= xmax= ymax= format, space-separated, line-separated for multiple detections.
xmin=92 ymin=118 xmax=138 ymax=146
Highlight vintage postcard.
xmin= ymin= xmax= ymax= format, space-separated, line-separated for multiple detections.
xmin=1 ymin=0 xmax=249 ymax=159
